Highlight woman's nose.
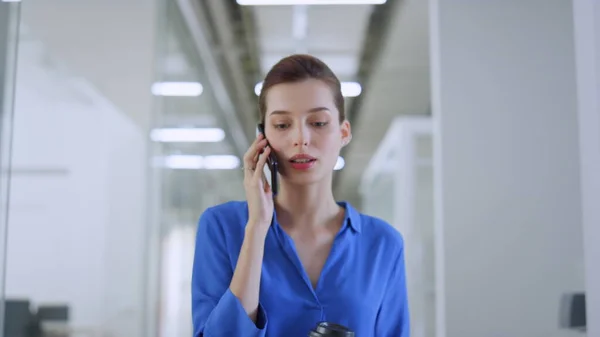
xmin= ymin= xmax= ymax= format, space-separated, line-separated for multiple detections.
xmin=292 ymin=126 xmax=309 ymax=147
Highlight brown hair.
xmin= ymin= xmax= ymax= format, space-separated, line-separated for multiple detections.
xmin=258 ymin=54 xmax=345 ymax=123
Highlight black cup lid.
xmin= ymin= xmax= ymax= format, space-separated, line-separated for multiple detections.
xmin=309 ymin=321 xmax=355 ymax=337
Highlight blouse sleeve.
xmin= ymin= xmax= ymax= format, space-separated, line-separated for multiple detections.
xmin=191 ymin=207 xmax=268 ymax=337
xmin=374 ymin=242 xmax=410 ymax=336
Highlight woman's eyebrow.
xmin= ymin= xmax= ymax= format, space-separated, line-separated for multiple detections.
xmin=269 ymin=107 xmax=331 ymax=116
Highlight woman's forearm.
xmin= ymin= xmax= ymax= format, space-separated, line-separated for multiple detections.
xmin=229 ymin=222 xmax=268 ymax=323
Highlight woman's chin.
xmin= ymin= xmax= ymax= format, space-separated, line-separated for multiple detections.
xmin=281 ymin=171 xmax=331 ymax=186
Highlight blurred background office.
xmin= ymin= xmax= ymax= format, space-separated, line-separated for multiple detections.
xmin=0 ymin=0 xmax=597 ymax=337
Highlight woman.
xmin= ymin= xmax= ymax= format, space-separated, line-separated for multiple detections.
xmin=191 ymin=54 xmax=409 ymax=337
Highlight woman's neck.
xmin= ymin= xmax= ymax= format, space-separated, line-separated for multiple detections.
xmin=274 ymin=180 xmax=342 ymax=232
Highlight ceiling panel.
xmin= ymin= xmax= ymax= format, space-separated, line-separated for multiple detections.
xmin=253 ymin=5 xmax=373 ymax=78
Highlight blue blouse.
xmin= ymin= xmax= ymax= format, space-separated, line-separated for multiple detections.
xmin=191 ymin=201 xmax=410 ymax=337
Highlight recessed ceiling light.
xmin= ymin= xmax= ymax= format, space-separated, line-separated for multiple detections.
xmin=334 ymin=156 xmax=345 ymax=170
xmin=237 ymin=0 xmax=386 ymax=5
xmin=254 ymin=81 xmax=362 ymax=97
xmin=341 ymin=82 xmax=362 ymax=97
xmin=254 ymin=82 xmax=263 ymax=96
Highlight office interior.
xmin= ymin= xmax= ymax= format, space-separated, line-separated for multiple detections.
xmin=0 ymin=0 xmax=598 ymax=336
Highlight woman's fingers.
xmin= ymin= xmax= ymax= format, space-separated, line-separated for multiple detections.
xmin=253 ymin=145 xmax=271 ymax=181
xmin=262 ymin=174 xmax=272 ymax=194
xmin=243 ymin=136 xmax=267 ymax=172
xmin=242 ymin=134 xmax=261 ymax=165
xmin=251 ymin=139 xmax=267 ymax=165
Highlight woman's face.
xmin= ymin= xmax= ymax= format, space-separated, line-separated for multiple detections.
xmin=263 ymin=79 xmax=351 ymax=185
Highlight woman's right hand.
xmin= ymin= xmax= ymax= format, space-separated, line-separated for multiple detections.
xmin=243 ymin=133 xmax=274 ymax=236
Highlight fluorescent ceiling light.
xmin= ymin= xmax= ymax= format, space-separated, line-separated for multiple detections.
xmin=2 ymin=0 xmax=21 ymax=2
xmin=155 ymin=155 xmax=241 ymax=170
xmin=254 ymin=81 xmax=362 ymax=97
xmin=150 ymin=128 xmax=225 ymax=143
xmin=334 ymin=156 xmax=345 ymax=170
xmin=203 ymin=155 xmax=241 ymax=170
xmin=156 ymin=155 xmax=203 ymax=169
xmin=237 ymin=0 xmax=386 ymax=5
xmin=151 ymin=82 xmax=203 ymax=97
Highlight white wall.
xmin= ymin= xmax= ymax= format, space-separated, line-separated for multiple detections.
xmin=5 ymin=40 xmax=147 ymax=337
xmin=430 ymin=1 xmax=585 ymax=336
xmin=573 ymin=0 xmax=600 ymax=335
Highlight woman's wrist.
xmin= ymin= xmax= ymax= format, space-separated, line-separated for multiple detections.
xmin=245 ymin=221 xmax=270 ymax=240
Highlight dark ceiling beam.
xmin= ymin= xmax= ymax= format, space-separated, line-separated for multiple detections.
xmin=175 ymin=0 xmax=251 ymax=158
xmin=333 ymin=0 xmax=402 ymax=191
xmin=229 ymin=1 xmax=264 ymax=122
xmin=229 ymin=2 xmax=263 ymax=79
xmin=202 ymin=0 xmax=261 ymax=139
xmin=176 ymin=0 xmax=264 ymax=150
xmin=194 ymin=0 xmax=265 ymax=134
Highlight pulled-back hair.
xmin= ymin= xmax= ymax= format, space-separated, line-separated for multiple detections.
xmin=258 ymin=54 xmax=345 ymax=123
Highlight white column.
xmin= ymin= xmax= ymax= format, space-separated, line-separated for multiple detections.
xmin=430 ymin=1 xmax=585 ymax=336
xmin=573 ymin=0 xmax=600 ymax=336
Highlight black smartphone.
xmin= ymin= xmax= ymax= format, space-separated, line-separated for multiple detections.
xmin=257 ymin=123 xmax=278 ymax=196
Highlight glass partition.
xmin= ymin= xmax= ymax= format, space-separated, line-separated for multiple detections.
xmin=0 ymin=1 xmax=20 ymax=334
xmin=0 ymin=1 xmax=246 ymax=335
xmin=360 ymin=116 xmax=435 ymax=337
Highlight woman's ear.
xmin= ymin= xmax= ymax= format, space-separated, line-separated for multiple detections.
xmin=340 ymin=120 xmax=352 ymax=147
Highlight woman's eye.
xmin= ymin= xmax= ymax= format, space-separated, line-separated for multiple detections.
xmin=313 ymin=122 xmax=328 ymax=127
xmin=274 ymin=123 xmax=289 ymax=129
